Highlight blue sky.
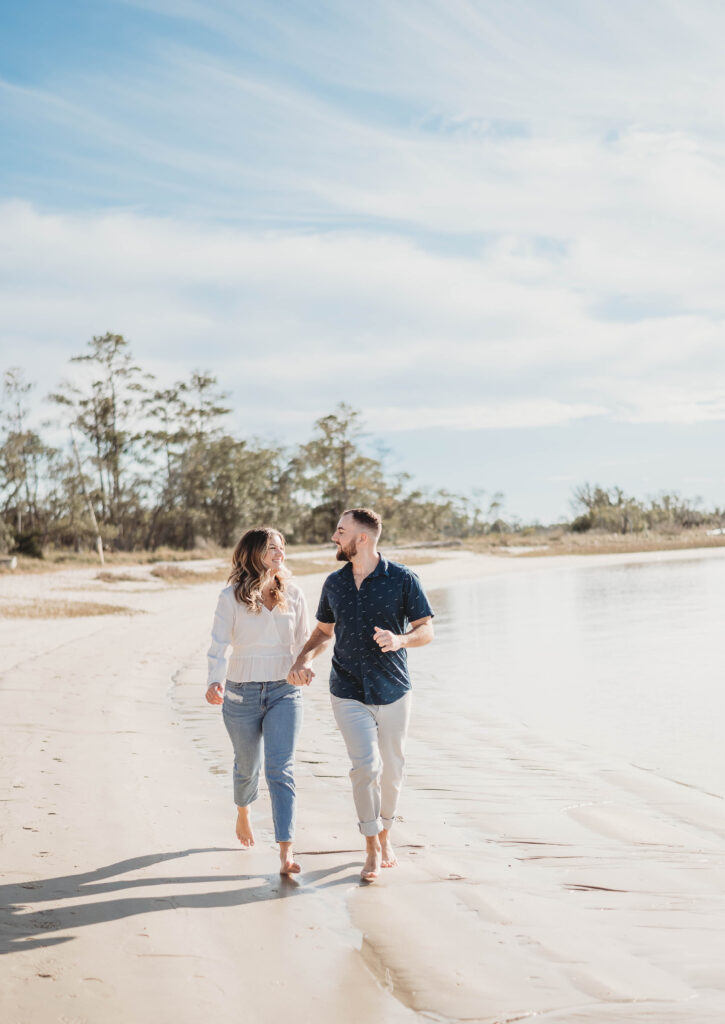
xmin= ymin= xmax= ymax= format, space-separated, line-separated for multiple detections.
xmin=2 ymin=0 xmax=725 ymax=522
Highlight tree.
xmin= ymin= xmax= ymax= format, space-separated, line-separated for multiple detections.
xmin=571 ymin=484 xmax=653 ymax=534
xmin=293 ymin=402 xmax=389 ymax=539
xmin=185 ymin=371 xmax=231 ymax=442
xmin=49 ymin=333 xmax=150 ymax=543
xmin=151 ymin=435 xmax=287 ymax=548
xmin=141 ymin=381 xmax=193 ymax=548
xmin=11 ymin=351 xmax=515 ymax=551
xmin=0 ymin=368 xmax=57 ymax=552
xmin=140 ymin=371 xmax=235 ymax=547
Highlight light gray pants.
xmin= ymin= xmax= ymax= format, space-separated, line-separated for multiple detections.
xmin=331 ymin=691 xmax=412 ymax=837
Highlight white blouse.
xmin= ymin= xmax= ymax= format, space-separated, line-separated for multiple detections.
xmin=207 ymin=581 xmax=309 ymax=688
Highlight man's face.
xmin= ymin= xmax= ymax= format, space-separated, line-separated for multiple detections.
xmin=332 ymin=515 xmax=358 ymax=561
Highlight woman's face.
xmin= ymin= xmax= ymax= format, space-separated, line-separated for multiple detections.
xmin=261 ymin=534 xmax=285 ymax=574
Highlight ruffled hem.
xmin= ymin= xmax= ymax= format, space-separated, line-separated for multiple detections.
xmin=224 ymin=651 xmax=295 ymax=683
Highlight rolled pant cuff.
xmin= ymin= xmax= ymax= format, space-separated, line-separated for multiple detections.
xmin=359 ymin=818 xmax=383 ymax=837
xmin=234 ymin=790 xmax=259 ymax=807
xmin=381 ymin=817 xmax=394 ymax=831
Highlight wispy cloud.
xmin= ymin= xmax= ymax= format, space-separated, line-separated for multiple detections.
xmin=2 ymin=200 xmax=723 ymax=437
xmin=361 ymin=401 xmax=607 ymax=432
xmin=3 ymin=0 xmax=725 ymax=517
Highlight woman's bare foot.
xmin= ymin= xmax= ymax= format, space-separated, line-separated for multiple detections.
xmin=380 ymin=829 xmax=398 ymax=868
xmin=235 ymin=806 xmax=254 ymax=847
xmin=361 ymin=837 xmax=382 ymax=881
xmin=279 ymin=841 xmax=301 ymax=874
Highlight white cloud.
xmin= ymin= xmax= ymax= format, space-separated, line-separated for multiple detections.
xmin=613 ymin=384 xmax=725 ymax=426
xmin=2 ymin=199 xmax=725 ymax=437
xmin=4 ymin=1 xmax=725 ymax=468
xmin=361 ymin=400 xmax=607 ymax=433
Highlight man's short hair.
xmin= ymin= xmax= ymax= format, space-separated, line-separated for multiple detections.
xmin=343 ymin=507 xmax=382 ymax=540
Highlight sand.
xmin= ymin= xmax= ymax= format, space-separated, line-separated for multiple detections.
xmin=2 ymin=549 xmax=725 ymax=1023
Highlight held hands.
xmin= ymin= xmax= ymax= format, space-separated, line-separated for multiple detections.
xmin=205 ymin=683 xmax=224 ymax=705
xmin=374 ymin=626 xmax=403 ymax=653
xmin=287 ymin=661 xmax=315 ymax=687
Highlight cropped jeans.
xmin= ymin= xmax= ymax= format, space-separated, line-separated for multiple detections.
xmin=222 ymin=679 xmax=303 ymax=843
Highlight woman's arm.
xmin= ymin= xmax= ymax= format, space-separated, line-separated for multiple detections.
xmin=206 ymin=590 xmax=234 ymax=704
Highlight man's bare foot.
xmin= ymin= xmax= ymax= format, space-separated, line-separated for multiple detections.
xmin=235 ymin=807 xmax=254 ymax=847
xmin=279 ymin=841 xmax=301 ymax=875
xmin=380 ymin=829 xmax=398 ymax=868
xmin=361 ymin=838 xmax=382 ymax=881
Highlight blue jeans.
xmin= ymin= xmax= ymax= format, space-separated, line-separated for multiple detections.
xmin=222 ymin=679 xmax=303 ymax=843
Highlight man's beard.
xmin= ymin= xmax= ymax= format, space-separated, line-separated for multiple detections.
xmin=335 ymin=540 xmax=357 ymax=562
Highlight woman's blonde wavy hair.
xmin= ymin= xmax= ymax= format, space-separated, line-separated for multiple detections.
xmin=228 ymin=527 xmax=289 ymax=612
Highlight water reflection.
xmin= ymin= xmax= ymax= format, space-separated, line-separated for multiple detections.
xmin=415 ymin=551 xmax=725 ymax=797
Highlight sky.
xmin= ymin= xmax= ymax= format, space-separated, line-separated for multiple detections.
xmin=2 ymin=0 xmax=725 ymax=523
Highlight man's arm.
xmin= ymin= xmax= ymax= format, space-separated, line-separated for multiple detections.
xmin=288 ymin=621 xmax=334 ymax=685
xmin=374 ymin=616 xmax=434 ymax=653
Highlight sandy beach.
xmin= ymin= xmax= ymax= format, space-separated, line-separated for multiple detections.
xmin=2 ymin=549 xmax=725 ymax=1023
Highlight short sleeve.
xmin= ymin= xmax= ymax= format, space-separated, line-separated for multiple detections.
xmin=316 ymin=579 xmax=336 ymax=624
xmin=403 ymin=571 xmax=434 ymax=623
xmin=207 ymin=589 xmax=235 ymax=687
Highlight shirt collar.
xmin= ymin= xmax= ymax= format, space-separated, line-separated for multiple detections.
xmin=371 ymin=554 xmax=389 ymax=577
xmin=342 ymin=554 xmax=389 ymax=582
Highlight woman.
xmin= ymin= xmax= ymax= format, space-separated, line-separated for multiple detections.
xmin=206 ymin=527 xmax=309 ymax=875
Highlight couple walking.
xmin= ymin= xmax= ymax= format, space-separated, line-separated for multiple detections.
xmin=205 ymin=507 xmax=434 ymax=882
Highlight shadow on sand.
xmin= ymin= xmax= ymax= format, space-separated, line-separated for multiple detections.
xmin=0 ymin=847 xmax=360 ymax=954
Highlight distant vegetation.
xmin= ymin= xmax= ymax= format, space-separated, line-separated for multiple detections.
xmin=1 ymin=333 xmax=503 ymax=556
xmin=568 ymin=483 xmax=723 ymax=535
xmin=2 ymin=333 xmax=722 ymax=559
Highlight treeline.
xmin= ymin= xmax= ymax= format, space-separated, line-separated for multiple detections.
xmin=1 ymin=333 xmax=503 ymax=555
xmin=570 ymin=484 xmax=723 ymax=534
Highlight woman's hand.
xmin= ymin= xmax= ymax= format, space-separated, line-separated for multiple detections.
xmin=205 ymin=683 xmax=224 ymax=705
xmin=287 ymin=661 xmax=314 ymax=687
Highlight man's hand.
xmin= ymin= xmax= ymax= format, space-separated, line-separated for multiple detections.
xmin=288 ymin=661 xmax=315 ymax=687
xmin=373 ymin=626 xmax=403 ymax=653
xmin=205 ymin=683 xmax=224 ymax=705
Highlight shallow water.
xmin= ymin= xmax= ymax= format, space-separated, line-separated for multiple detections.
xmin=416 ymin=549 xmax=725 ymax=798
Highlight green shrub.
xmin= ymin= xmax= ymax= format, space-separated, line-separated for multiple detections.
xmin=570 ymin=514 xmax=592 ymax=533
xmin=12 ymin=531 xmax=44 ymax=559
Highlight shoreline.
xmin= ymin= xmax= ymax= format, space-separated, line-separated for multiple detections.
xmin=2 ymin=548 xmax=725 ymax=1021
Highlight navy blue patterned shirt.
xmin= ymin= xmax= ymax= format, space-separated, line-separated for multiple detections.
xmin=316 ymin=556 xmax=434 ymax=705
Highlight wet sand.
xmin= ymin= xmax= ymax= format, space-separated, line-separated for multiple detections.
xmin=2 ymin=550 xmax=725 ymax=1022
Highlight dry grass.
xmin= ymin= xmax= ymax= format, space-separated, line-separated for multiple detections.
xmin=285 ymin=557 xmax=339 ymax=575
xmin=10 ymin=542 xmax=439 ymax=577
xmin=96 ymin=571 xmax=144 ymax=583
xmin=146 ymin=549 xmax=437 ymax=585
xmin=16 ymin=529 xmax=721 ymax=579
xmin=462 ymin=528 xmax=725 ymax=558
xmin=387 ymin=552 xmax=437 ymax=568
xmin=150 ymin=564 xmax=229 ymax=584
xmin=151 ymin=559 xmax=337 ymax=582
xmin=286 ymin=552 xmax=436 ymax=577
xmin=462 ymin=534 xmax=556 ymax=554
xmin=537 ymin=532 xmax=725 ymax=558
xmin=0 ymin=599 xmax=141 ymax=619
xmin=12 ymin=545 xmax=227 ymax=574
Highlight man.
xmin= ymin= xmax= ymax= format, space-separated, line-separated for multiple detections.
xmin=288 ymin=508 xmax=434 ymax=881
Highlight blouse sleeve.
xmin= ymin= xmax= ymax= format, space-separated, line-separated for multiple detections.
xmin=207 ymin=589 xmax=234 ymax=687
xmin=292 ymin=587 xmax=310 ymax=657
